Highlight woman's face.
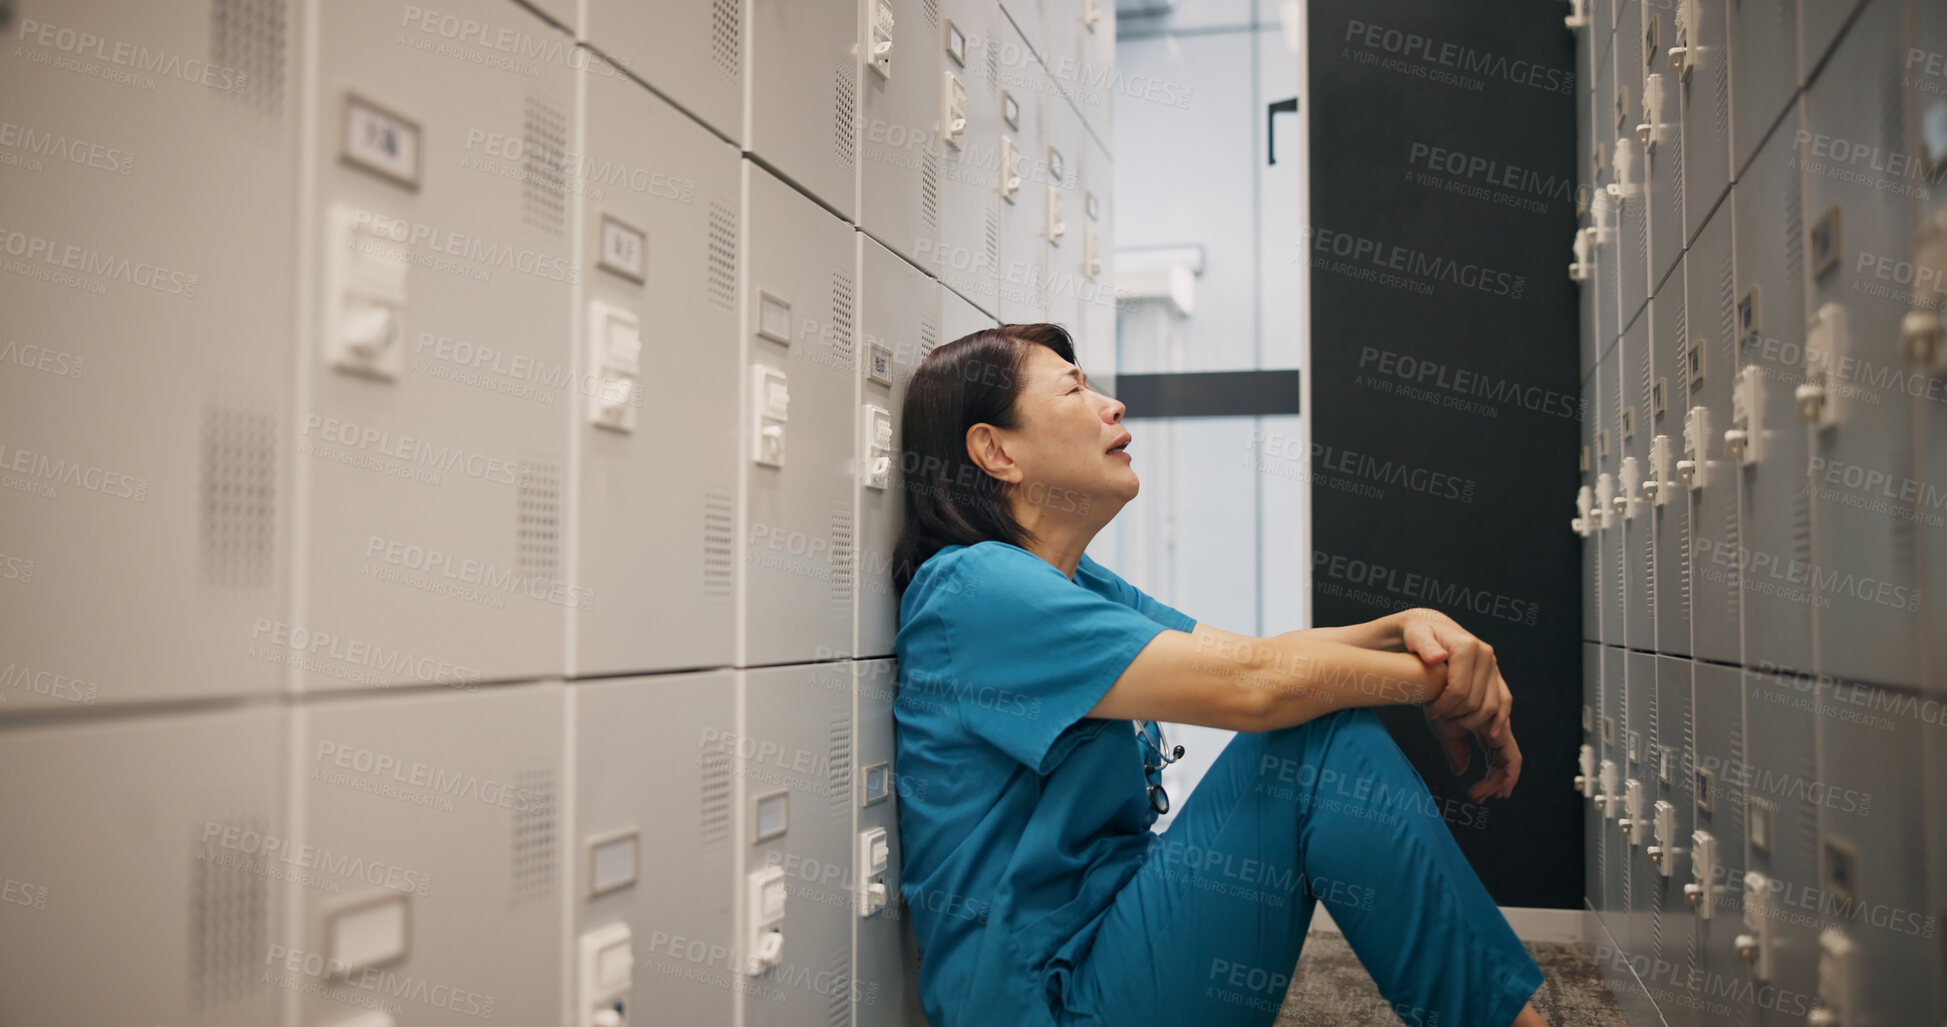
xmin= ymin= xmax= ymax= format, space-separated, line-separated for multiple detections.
xmin=972 ymin=344 xmax=1138 ymax=517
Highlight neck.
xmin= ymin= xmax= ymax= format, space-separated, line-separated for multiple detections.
xmin=1010 ymin=498 xmax=1111 ymax=580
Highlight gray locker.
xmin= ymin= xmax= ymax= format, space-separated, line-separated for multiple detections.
xmin=1726 ymin=0 xmax=1798 ymax=176
xmin=1043 ymin=90 xmax=1087 ymax=342
xmin=996 ymin=14 xmax=1049 ymax=325
xmin=749 ymin=0 xmax=861 ymax=221
xmin=300 ymin=0 xmax=574 ymax=691
xmin=1583 ymin=644 xmax=1605 ymax=911
xmin=1687 ymin=659 xmax=1749 ymax=1025
xmin=581 ymin=0 xmax=746 ymax=145
xmin=0 ymin=0 xmax=295 ymax=707
xmin=1804 ymin=0 xmax=1924 ymax=691
xmin=938 ymin=0 xmax=1008 ymax=318
xmin=1730 ymin=112 xmax=1813 ymax=678
xmin=1924 ymin=698 xmax=1947 ymax=1023
xmin=855 ymin=658 xmax=930 ymax=1027
xmin=998 ymin=0 xmax=1047 ymax=72
xmin=1918 ymin=0 xmax=1947 ymax=234
xmin=740 ymin=664 xmax=860 ymax=1027
xmin=0 ymin=707 xmax=285 ymax=1025
xmin=1576 ymin=18 xmax=1602 ymax=382
xmin=859 ymin=0 xmax=947 ymax=271
xmin=1042 ymin=0 xmax=1114 ymax=147
xmin=1594 ymin=31 xmax=1623 ymax=358
xmin=1918 ymin=0 xmax=1947 ymax=700
xmin=1621 ymin=314 xmax=1656 ymax=651
xmin=1813 ymin=679 xmax=1932 ymax=1027
xmin=1649 ymin=284 xmax=1694 ymax=657
xmin=858 ymin=235 xmax=941 ymax=657
xmin=741 ymin=162 xmax=860 ymax=666
xmin=1638 ymin=0 xmax=1685 ymax=291
xmin=1602 ymin=646 xmax=1629 ymax=930
xmin=1676 ymin=0 xmax=1734 ymax=249
xmin=1684 ymin=203 xmax=1743 ymax=666
xmin=943 ymin=275 xmax=1000 ymax=343
xmin=1076 ymin=129 xmax=1116 ymax=383
xmin=573 ymin=672 xmax=736 ymax=1027
xmin=1582 ymin=374 xmax=1606 ymax=645
xmin=1601 ymin=345 xmax=1628 ymax=645
xmin=1651 ymin=656 xmax=1696 ymax=997
xmin=1622 ymin=650 xmax=1657 ymax=965
xmin=1612 ymin=0 xmax=1651 ymax=330
xmin=1739 ymin=667 xmax=1822 ymax=1023
xmin=292 ymin=683 xmax=565 ymax=1027
xmin=573 ymin=57 xmax=741 ymax=679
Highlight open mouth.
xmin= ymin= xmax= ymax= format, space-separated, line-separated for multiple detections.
xmin=1107 ymin=434 xmax=1132 ymax=455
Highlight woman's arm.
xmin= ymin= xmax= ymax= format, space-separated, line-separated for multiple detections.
xmin=1275 ymin=610 xmax=1410 ymax=652
xmin=1083 ymin=620 xmax=1449 ymax=732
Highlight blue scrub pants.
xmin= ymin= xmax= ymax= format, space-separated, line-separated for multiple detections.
xmin=1053 ymin=706 xmax=1545 ymax=1027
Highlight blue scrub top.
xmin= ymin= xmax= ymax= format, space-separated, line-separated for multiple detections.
xmin=892 ymin=540 xmax=1198 ymax=1027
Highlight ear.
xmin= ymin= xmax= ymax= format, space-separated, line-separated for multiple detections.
xmin=965 ymin=423 xmax=1022 ymax=484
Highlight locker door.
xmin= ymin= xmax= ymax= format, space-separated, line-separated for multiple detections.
xmin=1803 ymin=1 xmax=1925 ymax=691
xmin=1726 ymin=0 xmax=1798 ymax=176
xmin=995 ymin=14 xmax=1049 ymax=326
xmin=1676 ymin=0 xmax=1733 ymax=250
xmin=749 ymin=0 xmax=861 ymax=221
xmin=302 ymin=0 xmax=576 ymax=691
xmin=573 ymin=57 xmax=741 ymax=678
xmin=1650 ymin=280 xmax=1695 ymax=657
xmin=859 ymin=0 xmax=947 ymax=271
xmin=1688 ymin=660 xmax=1750 ymax=1027
xmin=580 ymin=0 xmax=746 ymax=144
xmin=937 ymin=0 xmax=1007 ymax=318
xmin=1638 ymin=0 xmax=1685 ymax=291
xmin=855 ymin=658 xmax=929 ymax=1027
xmin=1731 ymin=110 xmax=1814 ymax=678
xmin=1613 ymin=0 xmax=1651 ymax=329
xmin=1739 ymin=667 xmax=1822 ymax=1025
xmin=573 ymin=673 xmax=736 ymax=1027
xmin=1622 ymin=312 xmax=1655 ymax=651
xmin=1651 ymin=655 xmax=1697 ymax=1016
xmin=0 ymin=0 xmax=295 ymax=707
xmin=1684 ymin=204 xmax=1742 ymax=665
xmin=1602 ymin=343 xmax=1628 ymax=645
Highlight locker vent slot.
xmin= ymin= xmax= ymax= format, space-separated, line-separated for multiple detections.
xmin=707 ymin=202 xmax=738 ymax=311
xmin=210 ymin=0 xmax=287 ymax=122
xmin=984 ymin=204 xmax=1000 ymax=277
xmin=189 ymin=813 xmax=270 ymax=1010
xmin=1783 ymin=172 xmax=1802 ymax=284
xmin=922 ymin=0 xmax=939 ymax=28
xmin=919 ymin=317 xmax=938 ymax=360
xmin=831 ymin=508 xmax=855 ymax=605
xmin=1667 ymin=109 xmax=1682 ymax=199
xmin=827 ymin=947 xmax=853 ymax=1027
xmin=920 ymin=147 xmax=941 ymax=231
xmin=517 ymin=458 xmax=561 ymax=577
xmin=699 ymin=738 xmax=732 ymax=846
xmin=523 ymin=93 xmax=569 ymax=237
xmin=1791 ymin=467 xmax=1811 ymax=569
xmin=1880 ymin=65 xmax=1905 ymax=163
xmin=1710 ymin=43 xmax=1728 ymax=141
xmin=832 ymin=271 xmax=856 ymax=366
xmin=984 ymin=33 xmax=999 ymax=94
xmin=1720 ymin=495 xmax=1739 ymax=626
xmin=511 ymin=767 xmax=558 ymax=905
xmin=703 ymin=491 xmax=734 ymax=600
xmin=711 ymin=0 xmax=741 ymax=78
xmin=834 ymin=65 xmax=858 ymax=169
xmin=829 ymin=712 xmax=853 ymax=821
xmin=202 ymin=405 xmax=277 ymax=589
xmin=1716 ymin=252 xmax=1734 ymax=357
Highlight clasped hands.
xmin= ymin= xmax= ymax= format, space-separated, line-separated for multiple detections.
xmin=1397 ymin=608 xmax=1522 ymax=803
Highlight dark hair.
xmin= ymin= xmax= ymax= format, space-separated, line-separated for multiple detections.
xmin=891 ymin=323 xmax=1079 ymax=599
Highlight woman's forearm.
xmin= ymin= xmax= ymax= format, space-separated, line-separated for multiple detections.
xmin=1247 ymin=632 xmax=1445 ymax=730
xmin=1275 ymin=610 xmax=1408 ymax=653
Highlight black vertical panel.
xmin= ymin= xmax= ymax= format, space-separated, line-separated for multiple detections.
xmin=1308 ymin=4 xmax=1582 ymax=908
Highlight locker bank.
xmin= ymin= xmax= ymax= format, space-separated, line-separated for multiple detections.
xmin=0 ymin=0 xmax=1941 ymax=1025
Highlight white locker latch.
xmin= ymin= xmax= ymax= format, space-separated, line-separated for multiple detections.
xmin=999 ymin=135 xmax=1022 ymax=202
xmin=1570 ymin=225 xmax=1595 ymax=282
xmin=1736 ymin=870 xmax=1773 ymax=980
xmin=1084 ymin=227 xmax=1102 ymax=280
xmin=1574 ymin=743 xmax=1597 ymax=798
xmin=1607 ymin=136 xmax=1637 ymax=201
xmin=1797 ymin=301 xmax=1849 ymax=427
xmin=743 ymin=865 xmax=787 ymax=976
xmin=1594 ymin=473 xmax=1616 ymax=531
xmin=1678 ymin=405 xmax=1712 ymax=488
xmin=326 ymin=202 xmax=409 ymax=380
xmin=1808 ymin=927 xmax=1854 ymax=1026
xmin=753 ymin=365 xmax=790 ymax=468
xmin=1597 ymin=758 xmax=1620 ymax=817
xmin=1572 ymin=485 xmax=1595 ymax=538
xmin=858 ymin=827 xmax=891 ymax=917
xmin=1619 ymin=778 xmax=1646 ymax=844
xmin=1636 ymin=74 xmax=1665 ymax=152
xmin=1686 ymin=830 xmax=1716 ymax=920
xmin=1045 ymin=185 xmax=1066 ymax=244
xmin=1647 ymin=800 xmax=1676 ymax=874
xmin=1669 ymin=0 xmax=1696 ymax=78
xmin=1082 ymin=0 xmax=1103 ymax=30
xmin=866 ymin=0 xmax=895 ymax=79
xmin=1726 ymin=364 xmax=1764 ymax=465
xmin=1643 ymin=434 xmax=1673 ymax=505
xmin=588 ymin=300 xmax=643 ymax=432
xmin=1615 ymin=457 xmax=1641 ymax=519
xmin=578 ymin=923 xmax=633 ymax=1027
xmin=1564 ymin=0 xmax=1588 ymax=29
xmin=942 ymin=72 xmax=968 ymax=150
xmin=1904 ymin=308 xmax=1945 ymax=368
xmin=862 ymin=404 xmax=893 ymax=490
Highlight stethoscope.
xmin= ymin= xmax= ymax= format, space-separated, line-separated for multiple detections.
xmin=1134 ymin=720 xmax=1186 ymax=815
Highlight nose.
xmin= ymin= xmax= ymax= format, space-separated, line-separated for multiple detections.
xmin=1100 ymin=392 xmax=1125 ymax=423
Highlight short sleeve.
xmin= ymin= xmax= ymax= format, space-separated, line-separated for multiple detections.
xmin=934 ymin=545 xmax=1180 ymax=775
xmin=1076 ymin=553 xmax=1197 ymax=633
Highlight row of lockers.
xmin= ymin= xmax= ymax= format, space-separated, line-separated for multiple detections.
xmin=1570 ymin=0 xmax=1947 ymax=1024
xmin=0 ymin=665 xmax=926 ymax=1027
xmin=0 ymin=0 xmax=1120 ymax=713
